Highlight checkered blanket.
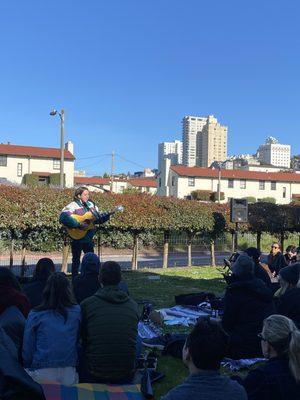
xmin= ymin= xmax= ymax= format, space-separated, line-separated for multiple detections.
xmin=42 ymin=383 xmax=143 ymax=400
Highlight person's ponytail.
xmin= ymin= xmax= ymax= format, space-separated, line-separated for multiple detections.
xmin=288 ymin=328 xmax=300 ymax=383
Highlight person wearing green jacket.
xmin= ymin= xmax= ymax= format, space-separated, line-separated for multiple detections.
xmin=80 ymin=261 xmax=139 ymax=383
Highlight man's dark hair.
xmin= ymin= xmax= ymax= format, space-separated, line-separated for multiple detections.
xmin=99 ymin=261 xmax=121 ymax=286
xmin=286 ymin=245 xmax=297 ymax=253
xmin=33 ymin=258 xmax=55 ymax=281
xmin=35 ymin=272 xmax=76 ymax=321
xmin=245 ymin=247 xmax=261 ymax=263
xmin=185 ymin=319 xmax=228 ymax=370
xmin=0 ymin=267 xmax=21 ymax=291
xmin=74 ymin=186 xmax=89 ymax=200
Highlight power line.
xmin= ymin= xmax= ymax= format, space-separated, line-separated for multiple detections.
xmin=115 ymin=153 xmax=146 ymax=169
xmin=76 ymin=154 xmax=111 ymax=160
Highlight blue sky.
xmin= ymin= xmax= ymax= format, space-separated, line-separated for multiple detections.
xmin=0 ymin=1 xmax=299 ymax=175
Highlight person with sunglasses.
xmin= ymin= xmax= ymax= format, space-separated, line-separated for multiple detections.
xmin=267 ymin=243 xmax=286 ymax=277
xmin=284 ymin=245 xmax=298 ymax=266
xmin=242 ymin=315 xmax=300 ymax=399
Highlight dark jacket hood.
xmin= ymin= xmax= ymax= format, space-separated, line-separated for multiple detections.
xmin=227 ymin=277 xmax=273 ymax=302
xmin=80 ymin=252 xmax=100 ymax=276
xmin=94 ymin=285 xmax=130 ymax=304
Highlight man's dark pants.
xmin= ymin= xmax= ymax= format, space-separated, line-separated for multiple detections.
xmin=71 ymin=241 xmax=94 ymax=277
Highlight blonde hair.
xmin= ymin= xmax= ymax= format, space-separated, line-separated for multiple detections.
xmin=263 ymin=315 xmax=300 ymax=383
xmin=274 ymin=276 xmax=300 ymax=298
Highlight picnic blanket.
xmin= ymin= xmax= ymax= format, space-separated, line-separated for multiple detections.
xmin=42 ymin=383 xmax=144 ymax=400
xmin=154 ymin=305 xmax=212 ymax=327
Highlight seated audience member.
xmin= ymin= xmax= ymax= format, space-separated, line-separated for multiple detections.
xmin=22 ymin=258 xmax=55 ymax=308
xmin=274 ymin=264 xmax=300 ymax=328
xmin=267 ymin=242 xmax=286 ymax=276
xmin=0 ymin=328 xmax=45 ymax=400
xmin=0 ymin=306 xmax=25 ymax=357
xmin=73 ymin=252 xmax=100 ymax=304
xmin=0 ymin=267 xmax=30 ymax=318
xmin=284 ymin=245 xmax=298 ymax=265
xmin=80 ymin=261 xmax=139 ymax=383
xmin=161 ymin=319 xmax=247 ymax=400
xmin=242 ymin=315 xmax=300 ymax=400
xmin=22 ymin=272 xmax=81 ymax=386
xmin=244 ymin=247 xmax=272 ymax=285
xmin=222 ymin=255 xmax=274 ymax=359
xmin=73 ymin=253 xmax=129 ymax=304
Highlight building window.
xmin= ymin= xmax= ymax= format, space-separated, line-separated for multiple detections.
xmin=17 ymin=163 xmax=22 ymax=177
xmin=172 ymin=176 xmax=175 ymax=186
xmin=228 ymin=179 xmax=234 ymax=188
xmin=271 ymin=181 xmax=276 ymax=190
xmin=53 ymin=159 xmax=60 ymax=170
xmin=0 ymin=155 xmax=7 ymax=166
xmin=283 ymin=187 xmax=286 ymax=198
xmin=259 ymin=180 xmax=265 ymax=190
xmin=159 ymin=178 xmax=161 ymax=187
xmin=240 ymin=179 xmax=246 ymax=189
xmin=188 ymin=177 xmax=195 ymax=187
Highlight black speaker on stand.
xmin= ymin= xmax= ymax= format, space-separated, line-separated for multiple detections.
xmin=230 ymin=199 xmax=248 ymax=252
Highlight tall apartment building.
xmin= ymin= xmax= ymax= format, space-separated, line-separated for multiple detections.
xmin=182 ymin=115 xmax=227 ymax=167
xmin=198 ymin=115 xmax=227 ymax=167
xmin=182 ymin=116 xmax=207 ymax=166
xmin=158 ymin=140 xmax=182 ymax=172
xmin=257 ymin=137 xmax=291 ymax=168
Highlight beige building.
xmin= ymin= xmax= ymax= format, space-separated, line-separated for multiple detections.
xmin=158 ymin=164 xmax=300 ymax=205
xmin=0 ymin=142 xmax=75 ymax=187
xmin=198 ymin=115 xmax=227 ymax=167
xmin=182 ymin=115 xmax=227 ymax=167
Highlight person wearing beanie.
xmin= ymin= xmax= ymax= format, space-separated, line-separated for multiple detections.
xmin=275 ymin=263 xmax=300 ymax=328
xmin=23 ymin=258 xmax=55 ymax=308
xmin=222 ymin=255 xmax=274 ymax=359
xmin=73 ymin=253 xmax=129 ymax=304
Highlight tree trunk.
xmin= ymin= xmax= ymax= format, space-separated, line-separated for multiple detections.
xmin=61 ymin=234 xmax=69 ymax=274
xmin=21 ymin=244 xmax=26 ymax=278
xmin=231 ymin=231 xmax=235 ymax=253
xmin=210 ymin=239 xmax=216 ymax=267
xmin=187 ymin=233 xmax=193 ymax=267
xmin=9 ymin=239 xmax=14 ymax=269
xmin=163 ymin=231 xmax=169 ymax=269
xmin=256 ymin=232 xmax=262 ymax=252
xmin=280 ymin=231 xmax=285 ymax=251
xmin=131 ymin=233 xmax=139 ymax=270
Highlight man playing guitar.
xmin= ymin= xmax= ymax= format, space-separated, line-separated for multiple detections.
xmin=59 ymin=186 xmax=110 ymax=277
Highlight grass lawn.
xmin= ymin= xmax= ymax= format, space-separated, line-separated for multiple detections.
xmin=122 ymin=266 xmax=226 ymax=399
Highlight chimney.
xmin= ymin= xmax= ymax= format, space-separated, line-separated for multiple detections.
xmin=65 ymin=140 xmax=74 ymax=154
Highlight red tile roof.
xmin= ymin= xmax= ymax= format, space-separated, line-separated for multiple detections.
xmin=74 ymin=177 xmax=111 ymax=185
xmin=129 ymin=178 xmax=157 ymax=188
xmin=0 ymin=144 xmax=75 ymax=160
xmin=171 ymin=165 xmax=300 ymax=183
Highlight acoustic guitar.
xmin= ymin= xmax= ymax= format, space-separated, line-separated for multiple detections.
xmin=66 ymin=205 xmax=124 ymax=240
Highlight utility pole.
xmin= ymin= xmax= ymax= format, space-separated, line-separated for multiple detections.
xmin=110 ymin=150 xmax=115 ymax=193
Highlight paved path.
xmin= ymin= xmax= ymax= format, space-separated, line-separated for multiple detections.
xmin=3 ymin=252 xmax=229 ymax=276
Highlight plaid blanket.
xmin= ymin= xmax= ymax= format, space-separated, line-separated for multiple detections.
xmin=42 ymin=383 xmax=143 ymax=400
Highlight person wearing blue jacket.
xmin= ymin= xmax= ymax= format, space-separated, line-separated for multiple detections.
xmin=22 ymin=272 xmax=81 ymax=386
xmin=59 ymin=186 xmax=110 ymax=277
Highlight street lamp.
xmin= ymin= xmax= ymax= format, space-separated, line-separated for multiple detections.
xmin=50 ymin=109 xmax=65 ymax=189
xmin=217 ymin=163 xmax=221 ymax=203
